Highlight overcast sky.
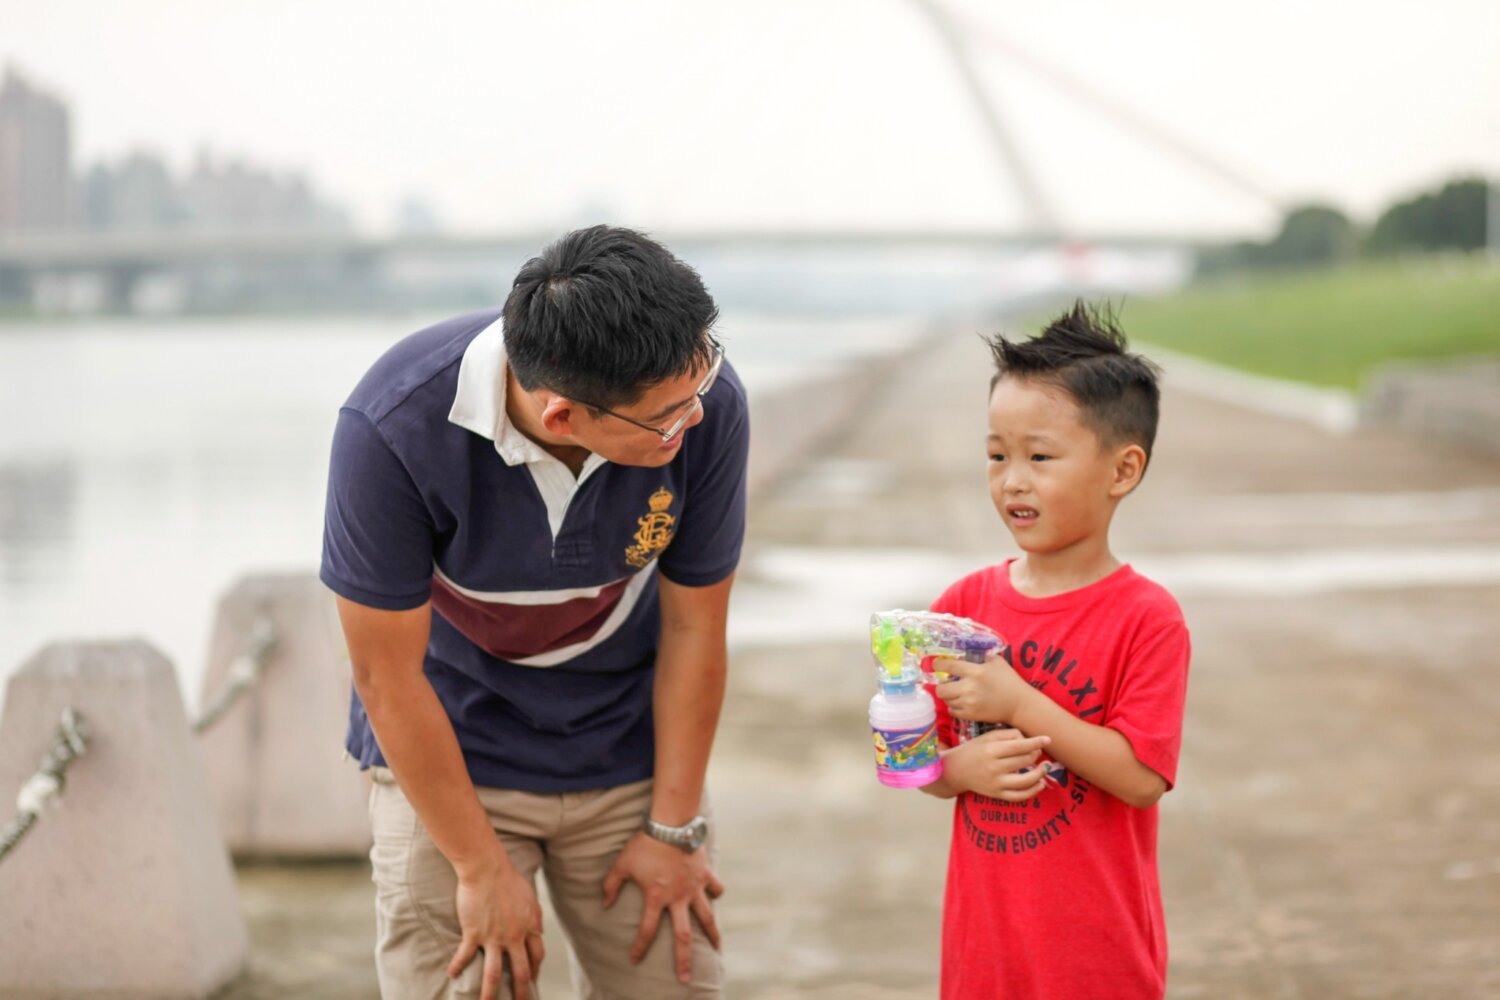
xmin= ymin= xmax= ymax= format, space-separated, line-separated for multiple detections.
xmin=4 ymin=0 xmax=1498 ymax=238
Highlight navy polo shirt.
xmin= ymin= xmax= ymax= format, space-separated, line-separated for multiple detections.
xmin=320 ymin=308 xmax=749 ymax=793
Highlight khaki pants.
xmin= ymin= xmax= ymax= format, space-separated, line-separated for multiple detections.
xmin=367 ymin=767 xmax=722 ymax=1000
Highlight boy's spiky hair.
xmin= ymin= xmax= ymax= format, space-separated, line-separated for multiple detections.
xmin=986 ymin=301 xmax=1162 ymax=463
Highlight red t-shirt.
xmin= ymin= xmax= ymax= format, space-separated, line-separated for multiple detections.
xmin=929 ymin=560 xmax=1191 ymax=1000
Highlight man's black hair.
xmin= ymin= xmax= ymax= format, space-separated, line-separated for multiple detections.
xmin=503 ymin=225 xmax=719 ymax=410
xmin=986 ymin=301 xmax=1162 ymax=463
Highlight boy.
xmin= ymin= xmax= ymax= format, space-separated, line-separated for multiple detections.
xmin=920 ymin=302 xmax=1191 ymax=999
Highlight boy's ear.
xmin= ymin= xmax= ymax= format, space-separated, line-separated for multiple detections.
xmin=1108 ymin=444 xmax=1148 ymax=498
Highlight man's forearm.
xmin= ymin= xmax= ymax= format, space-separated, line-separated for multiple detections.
xmin=649 ymin=632 xmax=727 ymax=825
xmin=649 ymin=575 xmax=734 ymax=826
xmin=358 ymin=668 xmax=509 ymax=877
xmin=335 ymin=596 xmax=505 ymax=877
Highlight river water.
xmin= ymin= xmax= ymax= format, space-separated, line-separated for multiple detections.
xmin=0 ymin=310 xmax=944 ymax=704
xmin=0 ymin=244 xmax=1192 ymax=708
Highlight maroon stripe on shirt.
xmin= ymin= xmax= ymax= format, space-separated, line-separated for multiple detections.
xmin=429 ymin=574 xmax=633 ymax=662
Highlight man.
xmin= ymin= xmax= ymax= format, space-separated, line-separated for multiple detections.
xmin=321 ymin=226 xmax=746 ymax=1000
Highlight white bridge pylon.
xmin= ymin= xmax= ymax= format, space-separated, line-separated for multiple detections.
xmin=907 ymin=0 xmax=1284 ymax=239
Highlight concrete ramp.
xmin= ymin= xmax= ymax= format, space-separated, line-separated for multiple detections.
xmin=0 ymin=640 xmax=247 ymax=999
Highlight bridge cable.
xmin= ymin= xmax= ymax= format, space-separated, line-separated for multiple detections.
xmin=950 ymin=7 xmax=1283 ymax=212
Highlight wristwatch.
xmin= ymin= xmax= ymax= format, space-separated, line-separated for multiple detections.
xmin=643 ymin=814 xmax=709 ymax=852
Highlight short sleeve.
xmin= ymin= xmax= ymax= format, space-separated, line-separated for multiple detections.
xmin=657 ymin=380 xmax=749 ymax=587
xmin=320 ymin=408 xmax=436 ymax=610
xmin=1105 ymin=621 xmax=1191 ymax=788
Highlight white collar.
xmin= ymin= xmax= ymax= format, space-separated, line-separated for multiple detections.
xmin=447 ymin=316 xmax=605 ymax=475
xmin=447 ymin=317 xmax=606 ymax=539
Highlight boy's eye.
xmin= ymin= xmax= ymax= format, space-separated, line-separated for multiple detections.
xmin=1031 ymin=454 xmax=1051 ymax=462
xmin=988 ymin=453 xmax=1005 ymax=462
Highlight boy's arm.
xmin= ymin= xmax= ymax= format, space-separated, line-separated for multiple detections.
xmin=919 ymin=741 xmax=964 ymax=799
xmin=919 ymin=730 xmax=1053 ymax=801
xmin=936 ymin=624 xmax=1189 ymax=809
xmin=1005 ymin=692 xmax=1167 ymax=808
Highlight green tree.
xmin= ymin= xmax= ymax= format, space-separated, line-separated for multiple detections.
xmin=1367 ymin=177 xmax=1487 ymax=255
xmin=1194 ymin=203 xmax=1356 ymax=278
xmin=1262 ymin=204 xmax=1358 ymax=268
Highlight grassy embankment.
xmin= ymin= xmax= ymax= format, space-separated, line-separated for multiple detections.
xmin=1119 ymin=257 xmax=1500 ymax=390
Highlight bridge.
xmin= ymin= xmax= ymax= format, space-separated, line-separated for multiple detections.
xmin=0 ymin=226 xmax=1207 ymax=268
xmin=0 ymin=227 xmax=1210 ymax=313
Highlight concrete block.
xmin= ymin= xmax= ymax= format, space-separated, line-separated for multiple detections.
xmin=0 ymin=640 xmax=248 ymax=999
xmin=196 ymin=573 xmax=370 ymax=858
xmin=1361 ymin=356 xmax=1500 ymax=457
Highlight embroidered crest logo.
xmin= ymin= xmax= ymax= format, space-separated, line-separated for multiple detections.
xmin=625 ymin=487 xmax=676 ymax=568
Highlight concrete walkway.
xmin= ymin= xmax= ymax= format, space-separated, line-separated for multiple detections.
xmin=721 ymin=324 xmax=1500 ymax=999
xmin=224 ymin=324 xmax=1500 ymax=998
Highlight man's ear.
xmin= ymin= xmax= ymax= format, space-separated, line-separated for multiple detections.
xmin=539 ymin=395 xmax=581 ymax=439
xmin=1108 ymin=444 xmax=1147 ymax=498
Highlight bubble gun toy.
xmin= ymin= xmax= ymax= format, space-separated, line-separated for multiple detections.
xmin=867 ymin=610 xmax=1005 ymax=788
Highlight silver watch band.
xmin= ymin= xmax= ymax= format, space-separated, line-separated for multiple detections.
xmin=643 ymin=815 xmax=708 ymax=852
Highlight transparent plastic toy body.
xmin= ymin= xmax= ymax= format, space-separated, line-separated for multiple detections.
xmin=868 ymin=610 xmax=1063 ymax=786
xmin=870 ymin=610 xmax=1007 ymax=683
xmin=867 ymin=610 xmax=1004 ymax=787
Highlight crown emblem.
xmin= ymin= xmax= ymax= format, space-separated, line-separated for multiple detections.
xmin=625 ymin=486 xmax=678 ymax=568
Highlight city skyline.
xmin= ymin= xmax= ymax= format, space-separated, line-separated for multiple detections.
xmin=3 ymin=0 xmax=1499 ymax=238
xmin=0 ymin=67 xmax=70 ymax=233
xmin=0 ymin=67 xmax=351 ymax=235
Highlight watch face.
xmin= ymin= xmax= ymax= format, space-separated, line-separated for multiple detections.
xmin=685 ymin=817 xmax=708 ymax=851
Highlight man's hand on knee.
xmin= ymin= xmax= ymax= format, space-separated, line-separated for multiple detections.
xmin=601 ymin=832 xmax=724 ymax=984
xmin=448 ymin=853 xmax=546 ymax=1000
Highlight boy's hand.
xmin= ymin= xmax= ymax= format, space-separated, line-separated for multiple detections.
xmin=941 ymin=729 xmax=1052 ymax=801
xmin=934 ymin=651 xmax=1028 ymax=723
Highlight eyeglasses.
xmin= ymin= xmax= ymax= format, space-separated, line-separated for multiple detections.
xmin=574 ymin=344 xmax=725 ymax=442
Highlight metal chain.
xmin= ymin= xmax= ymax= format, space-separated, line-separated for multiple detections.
xmin=0 ymin=708 xmax=90 ymax=863
xmin=192 ymin=617 xmax=278 ymax=734
xmin=0 ymin=618 xmax=277 ymax=866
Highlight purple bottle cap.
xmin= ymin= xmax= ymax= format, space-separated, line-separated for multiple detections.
xmin=956 ymin=632 xmax=1000 ymax=662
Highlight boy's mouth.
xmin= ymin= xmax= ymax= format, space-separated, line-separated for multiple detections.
xmin=1006 ymin=504 xmax=1039 ymax=523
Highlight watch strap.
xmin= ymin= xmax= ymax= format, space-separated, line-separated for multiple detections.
xmin=643 ymin=815 xmax=707 ymax=851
